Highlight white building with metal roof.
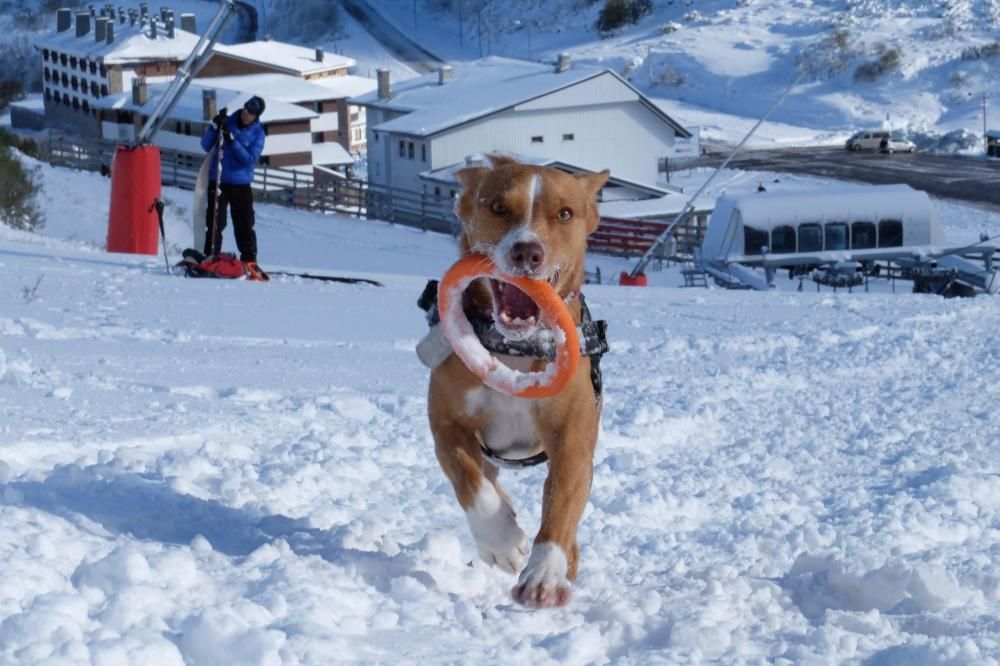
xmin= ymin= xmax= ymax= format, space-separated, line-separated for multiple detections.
xmin=36 ymin=6 xmax=202 ymax=135
xmin=351 ymin=56 xmax=694 ymax=197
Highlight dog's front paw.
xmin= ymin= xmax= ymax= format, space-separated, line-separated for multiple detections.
xmin=466 ymin=484 xmax=529 ymax=574
xmin=512 ymin=542 xmax=571 ymax=608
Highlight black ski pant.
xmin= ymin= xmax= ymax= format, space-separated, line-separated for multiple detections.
xmin=205 ymin=182 xmax=258 ymax=263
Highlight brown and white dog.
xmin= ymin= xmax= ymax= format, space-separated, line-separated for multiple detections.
xmin=427 ymin=155 xmax=609 ymax=608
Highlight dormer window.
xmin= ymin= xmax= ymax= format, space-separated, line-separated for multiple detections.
xmin=531 ymin=135 xmax=543 ymax=143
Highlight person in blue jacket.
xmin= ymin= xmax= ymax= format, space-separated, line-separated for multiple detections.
xmin=200 ymin=95 xmax=266 ymax=274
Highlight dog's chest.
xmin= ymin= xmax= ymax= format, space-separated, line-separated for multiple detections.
xmin=464 ymin=378 xmax=538 ymax=456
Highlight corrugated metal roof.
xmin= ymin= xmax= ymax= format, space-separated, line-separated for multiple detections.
xmin=351 ymin=56 xmax=690 ymax=139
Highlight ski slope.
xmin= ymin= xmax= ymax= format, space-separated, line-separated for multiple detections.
xmin=1 ymin=160 xmax=999 ymax=664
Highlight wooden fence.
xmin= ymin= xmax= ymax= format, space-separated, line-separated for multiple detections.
xmin=43 ymin=132 xmax=706 ymax=261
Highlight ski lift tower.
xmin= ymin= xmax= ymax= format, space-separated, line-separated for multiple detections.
xmin=106 ymin=1 xmax=237 ymax=255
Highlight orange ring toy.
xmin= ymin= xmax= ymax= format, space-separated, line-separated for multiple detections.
xmin=437 ymin=253 xmax=580 ymax=399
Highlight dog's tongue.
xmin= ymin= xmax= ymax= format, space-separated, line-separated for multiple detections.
xmin=499 ymin=282 xmax=538 ymax=319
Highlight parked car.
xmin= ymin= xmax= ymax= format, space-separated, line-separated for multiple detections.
xmin=846 ymin=130 xmax=889 ymax=151
xmin=879 ymin=134 xmax=917 ymax=154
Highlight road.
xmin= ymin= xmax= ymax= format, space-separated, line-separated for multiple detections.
xmin=694 ymin=146 xmax=1000 ymax=210
xmin=339 ymin=0 xmax=443 ymax=74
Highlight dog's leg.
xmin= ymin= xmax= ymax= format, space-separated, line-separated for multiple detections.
xmin=512 ymin=411 xmax=597 ymax=608
xmin=431 ymin=422 xmax=529 ymax=574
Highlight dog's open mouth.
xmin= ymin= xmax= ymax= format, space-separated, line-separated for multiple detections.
xmin=488 ymin=270 xmax=560 ymax=337
xmin=490 ymin=279 xmax=540 ymax=334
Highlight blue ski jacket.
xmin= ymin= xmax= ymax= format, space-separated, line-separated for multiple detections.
xmin=200 ymin=111 xmax=265 ymax=185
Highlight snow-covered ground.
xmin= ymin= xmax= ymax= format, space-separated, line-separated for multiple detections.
xmin=1 ymin=155 xmax=999 ymax=663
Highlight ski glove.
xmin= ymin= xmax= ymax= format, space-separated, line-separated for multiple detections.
xmin=212 ymin=108 xmax=228 ymax=131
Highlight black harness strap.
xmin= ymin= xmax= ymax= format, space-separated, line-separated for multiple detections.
xmin=418 ymin=279 xmax=609 ymax=469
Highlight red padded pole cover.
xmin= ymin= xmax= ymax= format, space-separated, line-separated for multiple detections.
xmin=619 ymin=271 xmax=648 ymax=286
xmin=107 ymin=144 xmax=161 ymax=255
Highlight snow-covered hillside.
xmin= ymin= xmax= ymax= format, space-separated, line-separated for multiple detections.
xmin=1 ymin=152 xmax=999 ymax=664
xmin=361 ymin=0 xmax=1000 ymax=148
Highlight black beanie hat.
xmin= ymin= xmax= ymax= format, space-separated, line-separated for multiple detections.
xmin=244 ymin=95 xmax=266 ymax=117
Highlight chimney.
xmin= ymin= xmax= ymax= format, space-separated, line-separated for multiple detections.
xmin=150 ymin=18 xmax=157 ymax=38
xmin=106 ymin=20 xmax=114 ymax=44
xmin=180 ymin=12 xmax=195 ymax=32
xmin=139 ymin=3 xmax=148 ymax=21
xmin=167 ymin=18 xmax=174 ymax=38
xmin=377 ymin=68 xmax=391 ymax=100
xmin=132 ymin=77 xmax=148 ymax=106
xmin=160 ymin=7 xmax=168 ymax=23
xmin=438 ymin=64 xmax=453 ymax=85
xmin=56 ymin=7 xmax=72 ymax=33
xmin=129 ymin=9 xmax=137 ymax=26
xmin=89 ymin=6 xmax=97 ymax=20
xmin=315 ymin=47 xmax=324 ymax=62
xmin=557 ymin=53 xmax=571 ymax=73
xmin=76 ymin=11 xmax=91 ymax=37
xmin=94 ymin=16 xmax=107 ymax=42
xmin=118 ymin=7 xmax=126 ymax=24
xmin=202 ymin=88 xmax=217 ymax=121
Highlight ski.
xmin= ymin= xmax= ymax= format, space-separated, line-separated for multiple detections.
xmin=177 ymin=249 xmax=381 ymax=286
xmin=265 ymin=270 xmax=383 ymax=287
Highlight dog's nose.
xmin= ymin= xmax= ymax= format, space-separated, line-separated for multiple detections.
xmin=510 ymin=241 xmax=545 ymax=273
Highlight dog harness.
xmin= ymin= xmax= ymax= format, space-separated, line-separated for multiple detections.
xmin=417 ymin=279 xmax=609 ymax=469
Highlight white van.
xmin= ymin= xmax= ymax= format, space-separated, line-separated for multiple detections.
xmin=845 ymin=130 xmax=889 ymax=151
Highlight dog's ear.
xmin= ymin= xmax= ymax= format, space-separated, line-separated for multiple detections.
xmin=487 ymin=153 xmax=517 ymax=168
xmin=574 ymin=169 xmax=610 ymax=198
xmin=456 ymin=166 xmax=489 ymax=193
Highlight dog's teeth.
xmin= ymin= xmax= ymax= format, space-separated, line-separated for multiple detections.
xmin=499 ymin=311 xmax=512 ymax=324
xmin=527 ymin=316 xmax=537 ymax=325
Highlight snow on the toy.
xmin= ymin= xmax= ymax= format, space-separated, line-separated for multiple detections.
xmin=436 ymin=266 xmax=561 ymax=396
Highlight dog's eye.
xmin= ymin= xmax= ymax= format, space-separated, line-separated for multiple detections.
xmin=490 ymin=201 xmax=507 ymax=215
xmin=557 ymin=207 xmax=574 ymax=222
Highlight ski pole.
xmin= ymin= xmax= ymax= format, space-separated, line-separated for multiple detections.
xmin=149 ymin=198 xmax=170 ymax=274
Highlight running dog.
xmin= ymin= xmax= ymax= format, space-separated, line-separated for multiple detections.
xmin=426 ymin=155 xmax=609 ymax=608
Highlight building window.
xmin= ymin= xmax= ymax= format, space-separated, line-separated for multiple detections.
xmin=563 ymin=133 xmax=575 ymax=141
xmin=374 ymin=132 xmax=379 ymax=142
xmin=100 ymin=84 xmax=108 ymax=97
xmin=82 ymin=100 xmax=90 ymax=112
xmin=44 ymin=68 xmax=51 ymax=81
xmin=879 ymin=219 xmax=903 ymax=247
xmin=62 ymin=93 xmax=70 ymax=107
xmin=44 ymin=88 xmax=51 ymax=100
xmin=312 ymin=132 xmax=324 ymax=143
xmin=421 ymin=144 xmax=426 ymax=161
xmin=399 ymin=140 xmax=405 ymax=157
xmin=184 ymin=122 xmax=191 ymax=136
xmin=60 ymin=53 xmax=67 ymax=66
xmin=825 ymin=222 xmax=849 ymax=251
xmin=99 ymin=64 xmax=107 ymax=77
xmin=771 ymin=225 xmax=796 ymax=253
xmin=434 ymin=186 xmax=441 ymax=196
xmin=798 ymin=224 xmax=823 ymax=252
xmin=851 ymin=221 xmax=877 ymax=249
xmin=72 ymin=97 xmax=80 ymax=110
xmin=80 ymin=59 xmax=88 ymax=71
xmin=43 ymin=49 xmax=49 ymax=61
xmin=744 ymin=226 xmax=768 ymax=255
xmin=71 ymin=76 xmax=78 ymax=91
xmin=531 ymin=135 xmax=543 ymax=143
xmin=90 ymin=62 xmax=97 ymax=75
xmin=61 ymin=72 xmax=68 ymax=86
xmin=408 ymin=142 xmax=414 ymax=158
xmin=70 ymin=56 xmax=77 ymax=68
xmin=91 ymin=81 xmax=98 ymax=96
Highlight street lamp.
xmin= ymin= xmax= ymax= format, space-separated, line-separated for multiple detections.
xmin=514 ymin=19 xmax=532 ymax=60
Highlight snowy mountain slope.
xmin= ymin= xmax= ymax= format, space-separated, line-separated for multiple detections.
xmin=362 ymin=0 xmax=1000 ymax=148
xmin=2 ymin=154 xmax=1000 ymax=663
